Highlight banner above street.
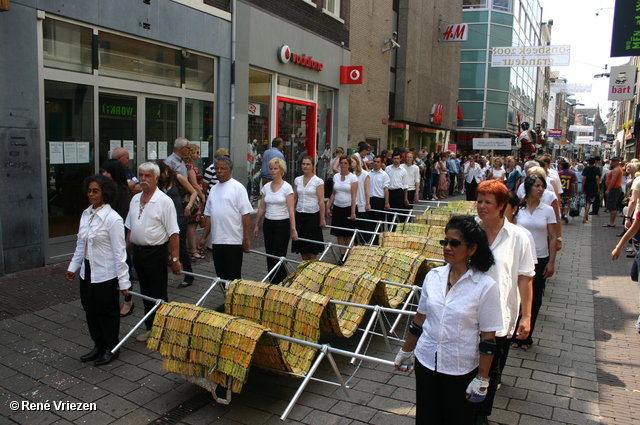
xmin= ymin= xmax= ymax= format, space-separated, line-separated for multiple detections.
xmin=550 ymin=83 xmax=592 ymax=93
xmin=491 ymin=45 xmax=571 ymax=67
xmin=569 ymin=125 xmax=594 ymax=133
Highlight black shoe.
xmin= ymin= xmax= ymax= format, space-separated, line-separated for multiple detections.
xmin=94 ymin=349 xmax=119 ymax=366
xmin=474 ymin=414 xmax=489 ymax=425
xmin=589 ymin=212 xmax=598 ymax=215
xmin=80 ymin=346 xmax=105 ymax=362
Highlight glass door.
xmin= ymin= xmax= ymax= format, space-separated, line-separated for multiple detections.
xmin=99 ymin=93 xmax=137 ymax=171
xmin=145 ymin=97 xmax=177 ymax=162
xmin=277 ymin=98 xmax=316 ymax=184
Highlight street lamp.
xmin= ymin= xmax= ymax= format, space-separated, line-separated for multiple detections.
xmin=594 ymin=73 xmax=610 ymax=78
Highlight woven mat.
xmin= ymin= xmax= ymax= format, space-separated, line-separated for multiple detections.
xmin=281 ymin=261 xmax=380 ymax=338
xmin=148 ymin=302 xmax=268 ymax=394
xmin=225 ymin=279 xmax=330 ymax=375
xmin=344 ymin=246 xmax=428 ymax=308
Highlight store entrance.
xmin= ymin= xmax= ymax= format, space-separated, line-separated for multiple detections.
xmin=277 ymin=98 xmax=316 ymax=184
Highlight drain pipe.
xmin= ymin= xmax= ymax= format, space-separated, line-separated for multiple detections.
xmin=229 ymin=0 xmax=236 ymax=157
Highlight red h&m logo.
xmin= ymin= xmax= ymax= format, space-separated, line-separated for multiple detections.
xmin=340 ymin=66 xmax=363 ymax=84
xmin=431 ymin=104 xmax=444 ymax=125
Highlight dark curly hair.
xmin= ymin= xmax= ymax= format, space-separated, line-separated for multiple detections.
xmin=445 ymin=215 xmax=495 ymax=272
xmin=82 ymin=174 xmax=118 ymax=206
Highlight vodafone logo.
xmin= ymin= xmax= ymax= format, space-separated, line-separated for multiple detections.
xmin=278 ymin=45 xmax=291 ymax=63
xmin=348 ymin=68 xmax=360 ymax=81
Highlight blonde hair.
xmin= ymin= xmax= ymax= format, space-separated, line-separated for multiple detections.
xmin=333 ymin=147 xmax=344 ymax=158
xmin=349 ymin=154 xmax=363 ymax=176
xmin=527 ymin=166 xmax=547 ymax=179
xmin=268 ymin=157 xmax=286 ymax=177
xmin=214 ymin=148 xmax=229 ymax=158
xmin=183 ymin=144 xmax=200 ymax=164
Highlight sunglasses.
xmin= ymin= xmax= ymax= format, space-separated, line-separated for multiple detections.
xmin=439 ymin=239 xmax=471 ymax=248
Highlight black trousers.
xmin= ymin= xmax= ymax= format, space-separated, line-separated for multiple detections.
xmin=370 ymin=197 xmax=386 ymax=244
xmin=476 ymin=336 xmax=511 ymax=418
xmin=512 ymin=256 xmax=549 ymax=346
xmin=80 ymin=260 xmax=120 ymax=350
xmin=448 ymin=172 xmax=457 ymax=195
xmin=178 ymin=217 xmax=194 ymax=285
xmin=212 ymin=244 xmax=243 ymax=280
xmin=133 ymin=243 xmax=169 ymax=330
xmin=263 ymin=218 xmax=290 ymax=284
xmin=592 ymin=193 xmax=601 ymax=213
xmin=465 ymin=180 xmax=478 ymax=201
xmin=415 ymin=359 xmax=477 ymax=424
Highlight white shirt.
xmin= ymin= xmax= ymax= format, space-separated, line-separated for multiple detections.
xmin=415 ymin=265 xmax=503 ymax=375
xmin=204 ymin=178 xmax=253 ymax=245
xmin=69 ymin=204 xmax=131 ymax=290
xmin=355 ymin=171 xmax=370 ymax=213
xmin=386 ymin=165 xmax=408 ymax=190
xmin=517 ymin=224 xmax=538 ymax=265
xmin=262 ymin=181 xmax=294 ymax=220
xmin=491 ymin=167 xmax=506 ymax=180
xmin=547 ymin=167 xmax=562 ymax=195
xmin=482 ymin=219 xmax=536 ymax=338
xmin=126 ymin=188 xmax=179 ymax=246
xmin=333 ymin=173 xmax=358 ymax=207
xmin=516 ymin=202 xmax=556 ymax=258
xmin=370 ymin=169 xmax=390 ymax=198
xmin=401 ymin=164 xmax=421 ymax=191
xmin=465 ymin=163 xmax=483 ymax=184
xmin=295 ymin=175 xmax=324 ymax=214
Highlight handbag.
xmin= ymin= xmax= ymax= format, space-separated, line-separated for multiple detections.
xmin=569 ymin=196 xmax=580 ymax=217
xmin=182 ymin=190 xmax=200 ymax=216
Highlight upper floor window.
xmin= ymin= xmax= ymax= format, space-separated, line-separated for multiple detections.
xmin=463 ymin=0 xmax=487 ymax=9
xmin=324 ymin=0 xmax=340 ymax=17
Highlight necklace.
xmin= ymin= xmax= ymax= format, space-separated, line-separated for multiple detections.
xmin=138 ymin=196 xmax=150 ymax=219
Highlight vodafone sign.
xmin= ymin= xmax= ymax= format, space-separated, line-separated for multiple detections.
xmin=277 ymin=45 xmax=324 ymax=71
xmin=340 ymin=66 xmax=363 ymax=84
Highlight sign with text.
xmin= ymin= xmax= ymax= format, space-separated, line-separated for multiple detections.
xmin=608 ymin=65 xmax=637 ymax=101
xmin=491 ymin=45 xmax=571 ymax=67
xmin=550 ymin=83 xmax=592 ymax=93
xmin=548 ymin=129 xmax=563 ymax=138
xmin=575 ymin=136 xmax=593 ymax=144
xmin=439 ymin=24 xmax=468 ymax=41
xmin=611 ymin=0 xmax=640 ymax=57
xmin=569 ymin=125 xmax=594 ymax=133
xmin=472 ymin=138 xmax=512 ymax=150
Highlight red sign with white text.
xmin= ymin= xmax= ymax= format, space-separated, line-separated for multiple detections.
xmin=340 ymin=66 xmax=363 ymax=84
xmin=548 ymin=129 xmax=562 ymax=138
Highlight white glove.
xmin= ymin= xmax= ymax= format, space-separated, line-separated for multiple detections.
xmin=466 ymin=376 xmax=489 ymax=403
xmin=394 ymin=348 xmax=414 ymax=372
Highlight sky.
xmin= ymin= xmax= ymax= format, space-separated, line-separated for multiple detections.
xmin=537 ymin=0 xmax=630 ymax=114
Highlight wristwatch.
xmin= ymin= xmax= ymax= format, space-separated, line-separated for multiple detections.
xmin=556 ymin=237 xmax=563 ymax=242
xmin=172 ymin=257 xmax=179 ymax=262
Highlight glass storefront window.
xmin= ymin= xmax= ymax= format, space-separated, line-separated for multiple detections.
xmin=99 ymin=93 xmax=137 ymax=172
xmin=185 ymin=54 xmax=215 ymax=93
xmin=45 ymin=81 xmax=94 ymax=238
xmin=317 ymin=86 xmax=334 ymax=178
xmin=185 ymin=99 xmax=214 ymax=170
xmin=248 ymin=69 xmax=272 ymax=204
xmin=43 ymin=18 xmax=93 ymax=73
xmin=277 ymin=76 xmax=315 ymax=100
xmin=145 ymin=98 xmax=178 ymax=161
xmin=98 ymin=32 xmax=181 ymax=88
xmin=458 ymin=102 xmax=484 ymax=127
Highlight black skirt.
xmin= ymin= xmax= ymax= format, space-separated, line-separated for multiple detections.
xmin=292 ymin=211 xmax=324 ymax=255
xmin=330 ymin=205 xmax=356 ymax=237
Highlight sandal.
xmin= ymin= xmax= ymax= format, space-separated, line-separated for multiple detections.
xmin=520 ymin=344 xmax=531 ymax=351
xmin=190 ymin=251 xmax=205 ymax=260
xmin=510 ymin=342 xmax=521 ymax=349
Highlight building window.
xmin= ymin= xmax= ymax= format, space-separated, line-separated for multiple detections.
xmin=317 ymin=86 xmax=334 ymax=177
xmin=463 ymin=0 xmax=487 ymax=9
xmin=185 ymin=54 xmax=215 ymax=93
xmin=492 ymin=0 xmax=511 ymax=12
xmin=248 ymin=69 xmax=273 ymax=205
xmin=43 ymin=18 xmax=93 ymax=74
xmin=277 ymin=76 xmax=315 ymax=101
xmin=323 ymin=0 xmax=340 ymax=17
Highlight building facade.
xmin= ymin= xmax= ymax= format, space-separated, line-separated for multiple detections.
xmin=457 ymin=0 xmax=542 ymax=154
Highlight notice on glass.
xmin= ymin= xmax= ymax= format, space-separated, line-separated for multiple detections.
xmin=201 ymin=142 xmax=209 ymax=158
xmin=147 ymin=142 xmax=158 ymax=160
xmin=49 ymin=142 xmax=64 ymax=164
xmin=110 ymin=140 xmax=122 ymax=155
xmin=123 ymin=140 xmax=135 ymax=159
xmin=77 ymin=142 xmax=90 ymax=163
xmin=158 ymin=141 xmax=168 ymax=159
xmin=64 ymin=142 xmax=78 ymax=164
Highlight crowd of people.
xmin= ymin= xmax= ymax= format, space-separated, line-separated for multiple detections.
xmin=65 ymin=136 xmax=639 ymax=424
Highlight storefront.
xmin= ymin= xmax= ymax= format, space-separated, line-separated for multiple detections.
xmin=234 ymin=2 xmax=349 ymax=202
xmin=31 ymin=7 xmax=231 ymax=266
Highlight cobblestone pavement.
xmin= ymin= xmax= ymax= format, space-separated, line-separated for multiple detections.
xmin=0 ymin=198 xmax=639 ymax=424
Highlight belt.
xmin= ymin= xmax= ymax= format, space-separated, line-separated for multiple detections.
xmin=133 ymin=243 xmax=166 ymax=250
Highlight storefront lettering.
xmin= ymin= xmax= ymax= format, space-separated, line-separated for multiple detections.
xmin=291 ymin=54 xmax=324 ymax=71
xmin=101 ymin=103 xmax=136 ymax=117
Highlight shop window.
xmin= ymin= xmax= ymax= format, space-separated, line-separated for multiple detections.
xmin=43 ymin=18 xmax=92 ymax=74
xmin=45 ymin=81 xmax=94 ymax=238
xmin=317 ymin=86 xmax=334 ymax=178
xmin=185 ymin=99 xmax=214 ymax=170
xmin=98 ymin=32 xmax=181 ymax=88
xmin=145 ymin=98 xmax=178 ymax=161
xmin=185 ymin=54 xmax=215 ymax=93
xmin=248 ymin=69 xmax=272 ymax=204
xmin=458 ymin=102 xmax=484 ymax=127
xmin=277 ymin=76 xmax=315 ymax=101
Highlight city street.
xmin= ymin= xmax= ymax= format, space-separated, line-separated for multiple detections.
xmin=1 ymin=201 xmax=639 ymax=424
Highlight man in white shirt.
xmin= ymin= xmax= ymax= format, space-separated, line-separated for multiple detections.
xmin=369 ymin=155 xmax=391 ymax=238
xmin=198 ymin=156 xmax=253 ymax=285
xmin=125 ymin=162 xmax=181 ymax=342
xmin=385 ymin=152 xmax=409 ymax=214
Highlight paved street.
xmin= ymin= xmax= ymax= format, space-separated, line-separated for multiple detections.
xmin=1 ymin=201 xmax=639 ymax=424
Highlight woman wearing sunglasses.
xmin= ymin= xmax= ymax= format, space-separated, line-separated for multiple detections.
xmin=394 ymin=215 xmax=502 ymax=424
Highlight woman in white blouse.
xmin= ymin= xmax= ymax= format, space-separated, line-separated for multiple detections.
xmin=394 ymin=215 xmax=502 ymax=424
xmin=488 ymin=158 xmax=506 ymax=181
xmin=402 ymin=152 xmax=421 ymax=204
xmin=350 ymin=154 xmax=371 ymax=239
xmin=326 ymin=155 xmax=358 ymax=258
xmin=292 ymin=156 xmax=326 ymax=261
xmin=464 ymin=156 xmax=483 ymax=201
xmin=66 ymin=174 xmax=131 ymax=366
xmin=253 ymin=157 xmax=298 ymax=284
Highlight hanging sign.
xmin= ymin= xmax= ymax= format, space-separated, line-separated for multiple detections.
xmin=611 ymin=0 xmax=640 ymax=57
xmin=340 ymin=66 xmax=363 ymax=84
xmin=472 ymin=138 xmax=511 ymax=150
xmin=550 ymin=83 xmax=592 ymax=93
xmin=608 ymin=65 xmax=637 ymax=101
xmin=548 ymin=129 xmax=562 ymax=138
xmin=569 ymin=125 xmax=594 ymax=133
xmin=439 ymin=24 xmax=468 ymax=41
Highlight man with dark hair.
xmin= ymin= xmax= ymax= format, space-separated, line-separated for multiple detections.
xmin=357 ymin=142 xmax=371 ymax=171
xmin=260 ymin=137 xmax=285 ymax=186
xmin=604 ymin=157 xmax=623 ymax=227
xmin=582 ymin=157 xmax=601 ymax=223
xmin=558 ymin=161 xmax=576 ymax=223
xmin=386 ymin=151 xmax=409 ymax=214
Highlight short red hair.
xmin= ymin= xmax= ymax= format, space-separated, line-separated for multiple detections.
xmin=476 ymin=179 xmax=509 ymax=215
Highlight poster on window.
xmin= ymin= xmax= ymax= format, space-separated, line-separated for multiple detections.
xmin=49 ymin=142 xmax=64 ymax=164
xmin=64 ymin=142 xmax=78 ymax=164
xmin=147 ymin=142 xmax=158 ymax=160
xmin=77 ymin=142 xmax=90 ymax=163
